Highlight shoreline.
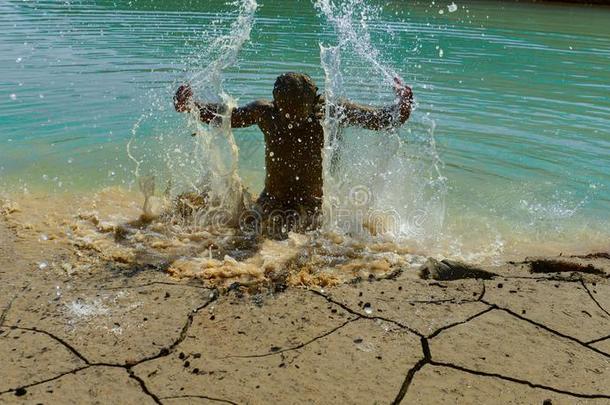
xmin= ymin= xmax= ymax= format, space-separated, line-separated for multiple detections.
xmin=1 ymin=210 xmax=609 ymax=402
xmin=2 ymin=187 xmax=609 ymax=268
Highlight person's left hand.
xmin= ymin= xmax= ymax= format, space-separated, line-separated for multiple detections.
xmin=174 ymin=84 xmax=193 ymax=112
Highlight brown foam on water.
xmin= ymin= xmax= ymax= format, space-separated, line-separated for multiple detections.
xmin=0 ymin=187 xmax=422 ymax=289
xmin=4 ymin=186 xmax=603 ymax=289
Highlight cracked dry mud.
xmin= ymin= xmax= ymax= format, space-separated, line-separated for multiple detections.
xmin=1 ymin=219 xmax=610 ymax=404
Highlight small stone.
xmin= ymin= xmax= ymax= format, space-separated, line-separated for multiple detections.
xmin=363 ymin=303 xmax=373 ymax=315
xmin=15 ymin=387 xmax=27 ymax=396
xmin=183 ymin=361 xmax=190 ymax=368
xmin=353 ymin=338 xmax=363 ymax=344
xmin=497 ymin=283 xmax=503 ymax=288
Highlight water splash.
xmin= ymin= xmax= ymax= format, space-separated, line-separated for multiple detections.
xmin=315 ymin=0 xmax=397 ymax=82
xmin=128 ymin=0 xmax=258 ymax=225
xmin=316 ymin=0 xmax=446 ymax=245
xmin=189 ymin=0 xmax=258 ymax=95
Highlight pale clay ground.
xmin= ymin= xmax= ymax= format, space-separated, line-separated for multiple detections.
xmin=0 ymin=192 xmax=609 ymax=404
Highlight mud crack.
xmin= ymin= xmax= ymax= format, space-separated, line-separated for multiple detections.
xmin=308 ymin=289 xmax=424 ymax=337
xmin=0 ymin=295 xmax=16 ymax=326
xmin=0 ymin=366 xmax=91 ymax=397
xmin=587 ymin=334 xmax=610 ymax=345
xmin=0 ymin=291 xmax=219 ymax=402
xmin=391 ymin=337 xmax=430 ymax=404
xmin=426 ymin=305 xmax=496 ymax=339
xmin=481 ymin=299 xmax=610 ymax=358
xmin=224 ymin=317 xmax=359 ymax=359
xmin=393 ymin=309 xmax=610 ymax=403
xmin=127 ymin=368 xmax=162 ymax=404
xmin=2 ymin=325 xmax=91 ymax=364
xmin=160 ymin=394 xmax=238 ymax=404
xmin=580 ymin=280 xmax=610 ymax=317
xmin=429 ymin=360 xmax=610 ymax=399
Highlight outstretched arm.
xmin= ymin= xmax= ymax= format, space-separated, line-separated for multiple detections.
xmin=339 ymin=77 xmax=413 ymax=130
xmin=174 ymin=84 xmax=269 ymax=128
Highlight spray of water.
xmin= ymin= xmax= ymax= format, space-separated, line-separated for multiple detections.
xmin=315 ymin=0 xmax=397 ymax=82
xmin=316 ymin=0 xmax=446 ymax=245
xmin=128 ymin=0 xmax=258 ymax=224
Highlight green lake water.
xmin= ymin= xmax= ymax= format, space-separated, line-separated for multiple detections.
xmin=1 ymin=0 xmax=609 ymax=259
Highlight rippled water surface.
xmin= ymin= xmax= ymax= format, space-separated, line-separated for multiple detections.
xmin=1 ymin=0 xmax=609 ymax=259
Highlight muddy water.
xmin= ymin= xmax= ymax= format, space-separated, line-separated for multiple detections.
xmin=2 ymin=0 xmax=609 ymax=274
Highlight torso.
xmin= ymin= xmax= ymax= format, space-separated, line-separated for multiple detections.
xmin=257 ymin=106 xmax=324 ymax=211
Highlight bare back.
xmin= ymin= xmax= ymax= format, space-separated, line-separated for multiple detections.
xmin=177 ymin=77 xmax=413 ymax=218
xmin=254 ymin=102 xmax=324 ymax=211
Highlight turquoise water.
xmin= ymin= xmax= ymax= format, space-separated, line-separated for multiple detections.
xmin=1 ymin=0 xmax=609 ymax=258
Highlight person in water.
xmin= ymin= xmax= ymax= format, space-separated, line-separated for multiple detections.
xmin=174 ymin=72 xmax=412 ymax=234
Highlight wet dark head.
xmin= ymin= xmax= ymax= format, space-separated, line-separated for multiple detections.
xmin=273 ymin=72 xmax=319 ymax=118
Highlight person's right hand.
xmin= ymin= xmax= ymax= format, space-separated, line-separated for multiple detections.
xmin=174 ymin=84 xmax=193 ymax=112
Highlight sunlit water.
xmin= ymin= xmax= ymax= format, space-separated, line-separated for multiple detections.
xmin=1 ymin=0 xmax=609 ymax=262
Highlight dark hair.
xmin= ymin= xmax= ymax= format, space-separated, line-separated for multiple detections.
xmin=273 ymin=72 xmax=319 ymax=101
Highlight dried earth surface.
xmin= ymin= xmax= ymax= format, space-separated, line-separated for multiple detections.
xmin=1 ymin=194 xmax=609 ymax=404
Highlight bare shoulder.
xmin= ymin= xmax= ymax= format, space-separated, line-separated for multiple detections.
xmin=231 ymin=99 xmax=274 ymax=127
xmin=245 ymin=99 xmax=274 ymax=111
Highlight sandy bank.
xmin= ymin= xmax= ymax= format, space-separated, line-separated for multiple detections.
xmin=1 ymin=190 xmax=609 ymax=403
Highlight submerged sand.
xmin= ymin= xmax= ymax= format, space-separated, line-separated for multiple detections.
xmin=0 ymin=189 xmax=609 ymax=404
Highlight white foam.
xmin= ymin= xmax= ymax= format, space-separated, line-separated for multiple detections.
xmin=65 ymin=299 xmax=110 ymax=318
